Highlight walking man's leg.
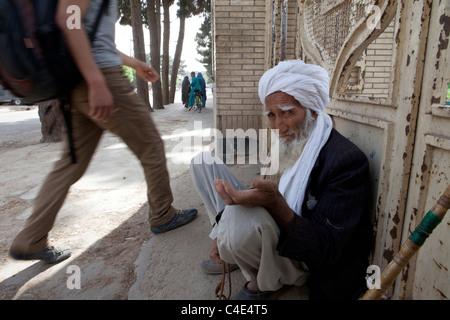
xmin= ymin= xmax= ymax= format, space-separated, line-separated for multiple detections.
xmin=9 ymin=92 xmax=104 ymax=263
xmin=100 ymin=67 xmax=197 ymax=233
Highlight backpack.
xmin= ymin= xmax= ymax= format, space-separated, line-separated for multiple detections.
xmin=0 ymin=0 xmax=108 ymax=104
xmin=0 ymin=0 xmax=109 ymax=163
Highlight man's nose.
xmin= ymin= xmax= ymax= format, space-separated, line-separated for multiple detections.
xmin=274 ymin=117 xmax=288 ymax=134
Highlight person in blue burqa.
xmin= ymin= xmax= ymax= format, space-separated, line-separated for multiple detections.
xmin=197 ymin=72 xmax=207 ymax=108
xmin=188 ymin=71 xmax=203 ymax=110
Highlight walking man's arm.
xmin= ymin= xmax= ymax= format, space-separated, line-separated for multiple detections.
xmin=56 ymin=0 xmax=113 ymax=122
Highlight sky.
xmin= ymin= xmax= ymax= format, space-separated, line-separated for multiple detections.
xmin=115 ymin=6 xmax=206 ymax=76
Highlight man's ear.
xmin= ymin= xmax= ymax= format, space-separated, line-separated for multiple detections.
xmin=310 ymin=109 xmax=318 ymax=119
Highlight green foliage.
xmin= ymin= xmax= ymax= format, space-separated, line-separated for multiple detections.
xmin=122 ymin=65 xmax=136 ymax=85
xmin=447 ymin=81 xmax=450 ymax=100
xmin=195 ymin=1 xmax=212 ymax=79
xmin=177 ymin=0 xmax=204 ymax=18
xmin=117 ymin=0 xmax=212 ymax=81
xmin=117 ymin=0 xmax=148 ymax=26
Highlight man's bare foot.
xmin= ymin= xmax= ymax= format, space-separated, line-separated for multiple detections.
xmin=246 ymin=279 xmax=259 ymax=292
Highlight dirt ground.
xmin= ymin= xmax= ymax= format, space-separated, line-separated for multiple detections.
xmin=0 ymin=98 xmax=213 ymax=299
xmin=0 ymin=96 xmax=308 ymax=301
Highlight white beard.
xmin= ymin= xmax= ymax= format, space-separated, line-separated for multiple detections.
xmin=277 ymin=111 xmax=315 ymax=175
xmin=278 ymin=138 xmax=307 ymax=175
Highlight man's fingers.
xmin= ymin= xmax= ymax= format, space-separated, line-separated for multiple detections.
xmin=90 ymin=106 xmax=104 ymax=121
xmin=104 ymin=104 xmax=112 ymax=120
xmin=214 ymin=179 xmax=235 ymax=205
xmin=89 ymin=107 xmax=101 ymax=120
xmin=218 ymin=179 xmax=246 ymax=204
xmin=137 ymin=65 xmax=160 ymax=82
xmin=89 ymin=104 xmax=113 ymax=122
xmin=252 ymin=178 xmax=277 ymax=193
xmin=215 ymin=179 xmax=278 ymax=207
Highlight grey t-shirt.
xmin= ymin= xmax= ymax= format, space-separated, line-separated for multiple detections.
xmin=83 ymin=0 xmax=122 ymax=69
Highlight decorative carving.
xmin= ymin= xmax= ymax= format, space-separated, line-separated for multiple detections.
xmin=302 ymin=0 xmax=374 ymax=71
xmin=299 ymin=0 xmax=398 ymax=95
xmin=320 ymin=0 xmax=347 ymax=14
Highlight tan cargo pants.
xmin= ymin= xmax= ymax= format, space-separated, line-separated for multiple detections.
xmin=10 ymin=66 xmax=176 ymax=254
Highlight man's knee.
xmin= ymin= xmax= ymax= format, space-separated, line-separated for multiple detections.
xmin=218 ymin=205 xmax=277 ymax=252
xmin=191 ymin=151 xmax=209 ymax=167
xmin=190 ymin=151 xmax=222 ymax=167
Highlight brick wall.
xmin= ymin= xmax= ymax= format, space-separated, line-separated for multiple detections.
xmin=344 ymin=20 xmax=396 ymax=99
xmin=212 ymin=0 xmax=396 ymax=129
xmin=213 ymin=0 xmax=268 ymax=132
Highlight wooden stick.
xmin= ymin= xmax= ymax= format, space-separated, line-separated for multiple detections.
xmin=362 ymin=185 xmax=450 ymax=300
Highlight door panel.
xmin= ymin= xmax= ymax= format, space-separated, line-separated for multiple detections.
xmin=296 ymin=0 xmax=439 ymax=298
xmin=397 ymin=0 xmax=450 ymax=300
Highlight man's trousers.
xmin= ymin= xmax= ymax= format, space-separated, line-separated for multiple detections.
xmin=190 ymin=151 xmax=309 ymax=292
xmin=10 ymin=66 xmax=176 ymax=254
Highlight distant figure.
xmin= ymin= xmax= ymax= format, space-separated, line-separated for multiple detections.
xmin=197 ymin=72 xmax=207 ymax=108
xmin=188 ymin=71 xmax=203 ymax=111
xmin=181 ymin=75 xmax=190 ymax=108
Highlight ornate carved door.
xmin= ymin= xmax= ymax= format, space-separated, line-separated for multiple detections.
xmin=296 ymin=0 xmax=449 ymax=299
xmin=397 ymin=0 xmax=450 ymax=300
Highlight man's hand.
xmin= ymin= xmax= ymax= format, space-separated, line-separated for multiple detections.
xmin=88 ymin=80 xmax=114 ymax=122
xmin=135 ymin=62 xmax=160 ymax=83
xmin=56 ymin=0 xmax=114 ymax=122
xmin=214 ymin=178 xmax=278 ymax=207
xmin=118 ymin=51 xmax=160 ymax=83
xmin=214 ymin=178 xmax=295 ymax=230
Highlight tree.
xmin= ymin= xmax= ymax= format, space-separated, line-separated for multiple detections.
xmin=147 ymin=0 xmax=164 ymax=109
xmin=195 ymin=0 xmax=212 ymax=79
xmin=169 ymin=0 xmax=202 ymax=103
xmin=38 ymin=100 xmax=64 ymax=143
xmin=161 ymin=0 xmax=174 ymax=105
xmin=169 ymin=1 xmax=186 ymax=104
xmin=130 ymin=0 xmax=151 ymax=110
xmin=119 ymin=0 xmax=164 ymax=109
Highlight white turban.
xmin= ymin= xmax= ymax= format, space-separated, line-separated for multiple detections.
xmin=258 ymin=60 xmax=333 ymax=216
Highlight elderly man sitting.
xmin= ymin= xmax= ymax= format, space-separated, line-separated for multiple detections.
xmin=190 ymin=60 xmax=371 ymax=300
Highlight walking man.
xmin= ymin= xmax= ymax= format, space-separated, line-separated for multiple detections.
xmin=9 ymin=0 xmax=197 ymax=264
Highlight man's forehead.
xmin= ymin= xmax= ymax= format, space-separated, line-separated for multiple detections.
xmin=268 ymin=105 xmax=296 ymax=111
xmin=265 ymin=91 xmax=302 ymax=107
xmin=263 ymin=105 xmax=297 ymax=116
